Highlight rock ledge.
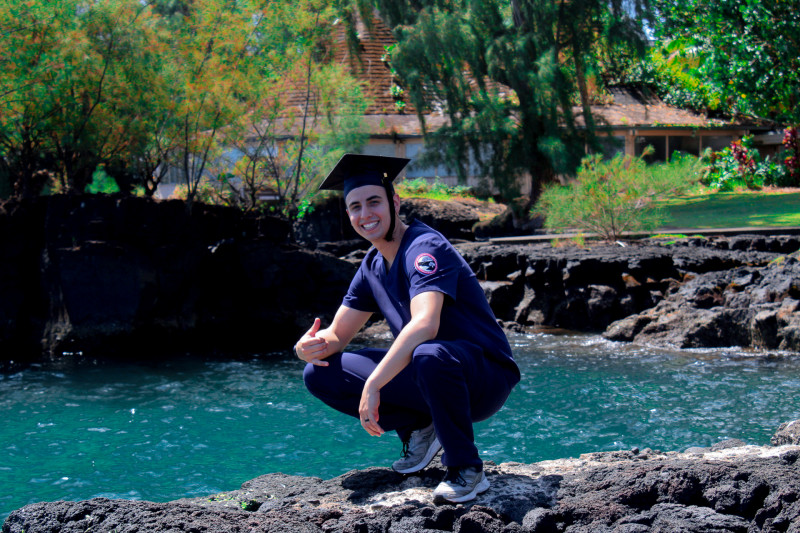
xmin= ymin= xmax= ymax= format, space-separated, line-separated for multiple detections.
xmin=6 ymin=440 xmax=800 ymax=532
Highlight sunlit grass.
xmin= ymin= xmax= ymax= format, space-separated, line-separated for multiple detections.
xmin=658 ymin=189 xmax=800 ymax=229
xmin=395 ymin=177 xmax=477 ymax=202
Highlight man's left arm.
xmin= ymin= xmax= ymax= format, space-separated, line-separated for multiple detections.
xmin=358 ymin=290 xmax=444 ymax=436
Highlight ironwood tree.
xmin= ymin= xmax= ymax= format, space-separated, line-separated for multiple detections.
xmin=351 ymin=0 xmax=652 ymax=203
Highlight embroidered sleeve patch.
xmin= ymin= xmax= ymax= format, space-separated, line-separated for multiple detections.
xmin=414 ymin=253 xmax=438 ymax=275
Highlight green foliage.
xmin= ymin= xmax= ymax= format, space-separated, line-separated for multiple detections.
xmin=0 ymin=0 xmax=168 ymax=196
xmin=701 ymin=136 xmax=789 ymax=191
xmin=85 ymin=168 xmax=121 ymax=195
xmin=624 ymin=37 xmax=723 ymax=114
xmin=650 ymin=0 xmax=800 ymax=123
xmin=536 ymin=151 xmax=701 ymax=241
xmin=0 ymin=0 xmax=366 ymax=215
xmin=364 ymin=0 xmax=651 ymax=202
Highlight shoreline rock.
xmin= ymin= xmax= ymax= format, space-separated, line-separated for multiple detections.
xmin=5 ymin=424 xmax=800 ymax=532
xmin=603 ymin=259 xmax=800 ymax=350
xmin=454 ymin=236 xmax=800 ymax=351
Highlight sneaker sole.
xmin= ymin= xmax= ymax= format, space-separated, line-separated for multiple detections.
xmin=434 ymin=474 xmax=490 ymax=504
xmin=392 ymin=437 xmax=442 ymax=474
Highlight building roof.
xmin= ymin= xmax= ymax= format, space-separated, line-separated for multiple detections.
xmin=272 ymin=14 xmax=419 ymax=119
xmin=573 ymin=87 xmax=773 ymax=130
xmin=332 ymin=16 xmax=416 ymax=116
xmin=262 ymin=20 xmax=772 ymax=140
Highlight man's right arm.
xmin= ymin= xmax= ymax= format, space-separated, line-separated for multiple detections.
xmin=295 ymin=305 xmax=372 ymax=366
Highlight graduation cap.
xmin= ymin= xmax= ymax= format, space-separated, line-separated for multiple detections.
xmin=318 ymin=154 xmax=410 ymax=198
xmin=319 ymin=154 xmax=410 ymax=242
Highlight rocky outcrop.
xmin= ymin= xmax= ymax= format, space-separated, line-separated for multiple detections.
xmin=3 ymin=195 xmax=799 ymax=361
xmin=5 ymin=432 xmax=800 ymax=532
xmin=399 ymin=197 xmax=483 ymax=241
xmin=454 ymin=236 xmax=800 ymax=340
xmin=0 ymin=195 xmax=355 ymax=365
xmin=294 ymin=195 xmax=498 ymax=247
xmin=604 ymin=259 xmax=800 ymax=350
xmin=772 ymin=421 xmax=800 ymax=446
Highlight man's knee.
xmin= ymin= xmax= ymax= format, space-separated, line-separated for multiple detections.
xmin=303 ymin=362 xmax=328 ymax=396
xmin=412 ymin=342 xmax=456 ymax=380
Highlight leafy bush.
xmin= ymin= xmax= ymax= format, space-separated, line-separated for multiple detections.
xmin=85 ymin=168 xmax=121 ymax=194
xmin=702 ymin=135 xmax=790 ymax=190
xmin=783 ymin=126 xmax=800 ymax=186
xmin=535 ymin=150 xmax=701 ymax=241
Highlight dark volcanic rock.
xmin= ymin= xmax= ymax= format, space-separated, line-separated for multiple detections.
xmin=400 ymin=197 xmax=481 ymax=241
xmin=772 ymin=420 xmax=800 ymax=446
xmin=604 ymin=259 xmax=800 ymax=350
xmin=472 ymin=196 xmax=544 ymax=239
xmin=0 ymin=195 xmax=355 ymax=364
xmin=292 ymin=195 xmax=360 ymax=248
xmin=6 ymin=442 xmax=800 ymax=533
xmin=455 ymin=240 xmax=786 ymax=337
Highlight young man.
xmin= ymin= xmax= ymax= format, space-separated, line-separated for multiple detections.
xmin=295 ymin=154 xmax=520 ymax=503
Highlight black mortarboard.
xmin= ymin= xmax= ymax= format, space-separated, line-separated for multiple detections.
xmin=318 ymin=154 xmax=410 ymax=198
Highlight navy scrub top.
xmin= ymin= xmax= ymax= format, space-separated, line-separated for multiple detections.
xmin=343 ymin=220 xmax=520 ymax=377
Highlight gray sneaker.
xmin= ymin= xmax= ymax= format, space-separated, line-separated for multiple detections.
xmin=391 ymin=423 xmax=441 ymax=474
xmin=433 ymin=466 xmax=490 ymax=503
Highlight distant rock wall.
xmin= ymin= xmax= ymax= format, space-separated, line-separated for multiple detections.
xmin=455 ymin=235 xmax=800 ymax=351
xmin=0 ymin=195 xmax=355 ymax=365
xmin=605 ymin=260 xmax=800 ymax=350
xmin=2 ymin=195 xmax=798 ymax=363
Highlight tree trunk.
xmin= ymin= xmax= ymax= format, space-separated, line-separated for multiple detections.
xmin=572 ymin=34 xmax=595 ymax=132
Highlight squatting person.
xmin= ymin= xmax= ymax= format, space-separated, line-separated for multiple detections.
xmin=295 ymin=154 xmax=520 ymax=503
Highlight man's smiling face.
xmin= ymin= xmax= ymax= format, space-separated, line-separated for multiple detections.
xmin=345 ymin=185 xmax=398 ymax=242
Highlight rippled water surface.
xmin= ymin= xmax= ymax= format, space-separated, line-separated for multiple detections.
xmin=2 ymin=332 xmax=799 ymax=521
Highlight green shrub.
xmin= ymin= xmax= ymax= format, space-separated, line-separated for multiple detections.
xmin=535 ymin=150 xmax=701 ymax=241
xmin=85 ymin=168 xmax=120 ymax=194
xmin=702 ymin=135 xmax=789 ymax=190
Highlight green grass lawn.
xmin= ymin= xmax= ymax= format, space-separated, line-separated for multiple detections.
xmin=658 ymin=190 xmax=800 ymax=229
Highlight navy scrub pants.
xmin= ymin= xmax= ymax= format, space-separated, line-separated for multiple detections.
xmin=303 ymin=339 xmax=518 ymax=469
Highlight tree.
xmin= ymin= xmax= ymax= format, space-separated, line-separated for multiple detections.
xmin=0 ymin=0 xmax=168 ymax=196
xmin=651 ymin=0 xmax=800 ymax=123
xmin=179 ymin=0 xmax=369 ymax=215
xmin=215 ymin=61 xmax=370 ymax=215
xmin=355 ymin=0 xmax=651 ymax=203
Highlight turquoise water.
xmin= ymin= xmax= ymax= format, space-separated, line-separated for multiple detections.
xmin=2 ymin=332 xmax=800 ymax=522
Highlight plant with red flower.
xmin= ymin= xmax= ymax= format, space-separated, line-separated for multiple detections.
xmin=783 ymin=127 xmax=800 ymax=185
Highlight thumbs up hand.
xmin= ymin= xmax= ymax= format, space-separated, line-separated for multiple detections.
xmin=294 ymin=317 xmax=330 ymax=366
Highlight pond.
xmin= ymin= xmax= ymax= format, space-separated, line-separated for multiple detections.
xmin=2 ymin=332 xmax=799 ymax=522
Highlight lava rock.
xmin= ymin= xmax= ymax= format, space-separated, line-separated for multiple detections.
xmin=772 ymin=420 xmax=800 ymax=446
xmin=604 ymin=259 xmax=800 ymax=350
xmin=6 ymin=441 xmax=800 ymax=533
xmin=0 ymin=195 xmax=354 ymax=363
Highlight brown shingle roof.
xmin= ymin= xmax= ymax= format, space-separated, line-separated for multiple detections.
xmin=574 ymin=87 xmax=771 ymax=129
xmin=332 ymin=16 xmax=416 ymax=116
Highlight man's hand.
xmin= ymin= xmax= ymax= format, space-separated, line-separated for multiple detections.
xmin=359 ymin=382 xmax=384 ymax=436
xmin=295 ymin=318 xmax=329 ymax=366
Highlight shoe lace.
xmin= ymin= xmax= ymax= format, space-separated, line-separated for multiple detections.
xmin=444 ymin=468 xmax=468 ymax=487
xmin=401 ymin=440 xmax=410 ymax=459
